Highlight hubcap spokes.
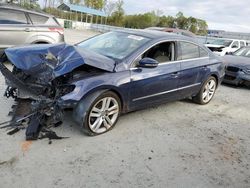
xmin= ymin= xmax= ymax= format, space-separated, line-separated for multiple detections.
xmin=202 ymin=80 xmax=216 ymax=103
xmin=89 ymin=97 xmax=119 ymax=133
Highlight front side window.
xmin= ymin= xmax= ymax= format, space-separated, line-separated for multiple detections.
xmin=78 ymin=32 xmax=150 ymax=60
xmin=231 ymin=41 xmax=239 ymax=48
xmin=0 ymin=9 xmax=27 ymax=24
xmin=140 ymin=42 xmax=175 ymax=63
xmin=178 ymin=42 xmax=199 ymax=60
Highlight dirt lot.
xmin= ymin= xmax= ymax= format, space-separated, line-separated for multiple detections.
xmin=0 ymin=29 xmax=250 ymax=188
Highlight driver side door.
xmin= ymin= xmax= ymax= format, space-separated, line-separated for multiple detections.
xmin=129 ymin=41 xmax=181 ymax=110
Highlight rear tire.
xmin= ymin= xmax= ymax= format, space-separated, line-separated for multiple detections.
xmin=193 ymin=76 xmax=217 ymax=105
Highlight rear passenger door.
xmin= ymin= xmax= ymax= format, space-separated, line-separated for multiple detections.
xmin=177 ymin=41 xmax=209 ymax=98
xmin=0 ymin=8 xmax=34 ymax=48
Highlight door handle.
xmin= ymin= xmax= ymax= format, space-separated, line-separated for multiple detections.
xmin=203 ymin=65 xmax=208 ymax=70
xmin=171 ymin=72 xmax=179 ymax=78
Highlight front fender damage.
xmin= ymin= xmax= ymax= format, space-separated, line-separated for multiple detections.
xmin=0 ymin=43 xmax=112 ymax=140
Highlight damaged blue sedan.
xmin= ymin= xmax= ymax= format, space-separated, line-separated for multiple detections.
xmin=0 ymin=30 xmax=224 ymax=137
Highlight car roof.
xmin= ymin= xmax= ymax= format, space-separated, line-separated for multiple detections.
xmin=0 ymin=4 xmax=53 ymax=17
xmin=146 ymin=27 xmax=196 ymax=37
xmin=117 ymin=29 xmax=198 ymax=43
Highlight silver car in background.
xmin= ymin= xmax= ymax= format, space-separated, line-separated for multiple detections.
xmin=0 ymin=5 xmax=64 ymax=52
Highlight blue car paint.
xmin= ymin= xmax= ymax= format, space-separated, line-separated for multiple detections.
xmin=4 ymin=43 xmax=116 ymax=82
xmin=4 ymin=30 xmax=224 ymax=114
xmin=129 ymin=62 xmax=181 ymax=110
xmin=222 ymin=54 xmax=250 ymax=85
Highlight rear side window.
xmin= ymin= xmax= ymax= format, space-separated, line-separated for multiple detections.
xmin=28 ymin=13 xmax=49 ymax=24
xmin=0 ymin=9 xmax=27 ymax=24
xmin=178 ymin=42 xmax=199 ymax=60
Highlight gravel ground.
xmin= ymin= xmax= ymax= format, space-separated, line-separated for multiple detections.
xmin=0 ymin=29 xmax=249 ymax=188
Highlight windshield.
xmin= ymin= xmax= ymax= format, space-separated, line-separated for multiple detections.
xmin=211 ymin=39 xmax=233 ymax=47
xmin=77 ymin=32 xmax=150 ymax=60
xmin=233 ymin=47 xmax=250 ymax=57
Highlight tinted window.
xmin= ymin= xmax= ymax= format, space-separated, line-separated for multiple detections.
xmin=0 ymin=9 xmax=27 ymax=24
xmin=141 ymin=42 xmax=175 ymax=63
xmin=178 ymin=42 xmax=199 ymax=60
xmin=29 ymin=13 xmax=48 ymax=24
xmin=199 ymin=47 xmax=208 ymax=57
xmin=231 ymin=41 xmax=239 ymax=48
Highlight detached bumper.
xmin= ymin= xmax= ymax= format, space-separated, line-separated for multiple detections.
xmin=223 ymin=70 xmax=250 ymax=85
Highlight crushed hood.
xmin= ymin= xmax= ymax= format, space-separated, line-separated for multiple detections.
xmin=4 ymin=43 xmax=115 ymax=81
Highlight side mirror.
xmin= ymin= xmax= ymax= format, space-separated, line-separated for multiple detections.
xmin=138 ymin=58 xmax=159 ymax=68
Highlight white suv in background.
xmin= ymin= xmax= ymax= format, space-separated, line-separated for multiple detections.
xmin=205 ymin=38 xmax=247 ymax=56
xmin=0 ymin=5 xmax=64 ymax=55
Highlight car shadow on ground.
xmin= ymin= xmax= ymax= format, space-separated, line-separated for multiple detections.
xmin=222 ymin=83 xmax=250 ymax=90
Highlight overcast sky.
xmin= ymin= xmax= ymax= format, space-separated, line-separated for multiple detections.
xmin=122 ymin=0 xmax=250 ymax=32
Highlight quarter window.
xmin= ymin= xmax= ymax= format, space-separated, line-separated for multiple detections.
xmin=0 ymin=9 xmax=27 ymax=24
xmin=199 ymin=47 xmax=208 ymax=57
xmin=178 ymin=42 xmax=199 ymax=60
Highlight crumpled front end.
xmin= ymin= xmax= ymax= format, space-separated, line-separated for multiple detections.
xmin=224 ymin=64 xmax=250 ymax=86
xmin=0 ymin=43 xmax=113 ymax=140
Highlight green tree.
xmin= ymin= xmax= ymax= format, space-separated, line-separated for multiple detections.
xmin=175 ymin=11 xmax=188 ymax=29
xmin=157 ymin=16 xmax=175 ymax=27
xmin=109 ymin=0 xmax=124 ymax=26
xmin=84 ymin=0 xmax=105 ymax=9
xmin=196 ymin=19 xmax=208 ymax=35
xmin=104 ymin=0 xmax=116 ymax=17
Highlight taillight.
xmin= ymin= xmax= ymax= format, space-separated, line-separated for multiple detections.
xmin=49 ymin=28 xmax=64 ymax=35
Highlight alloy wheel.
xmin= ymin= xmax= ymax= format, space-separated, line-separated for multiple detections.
xmin=202 ymin=79 xmax=216 ymax=103
xmin=88 ymin=97 xmax=119 ymax=134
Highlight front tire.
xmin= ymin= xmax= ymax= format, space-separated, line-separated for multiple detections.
xmin=193 ymin=76 xmax=217 ymax=105
xmin=75 ymin=91 xmax=121 ymax=136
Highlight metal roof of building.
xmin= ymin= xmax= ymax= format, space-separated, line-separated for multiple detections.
xmin=58 ymin=3 xmax=107 ymax=17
